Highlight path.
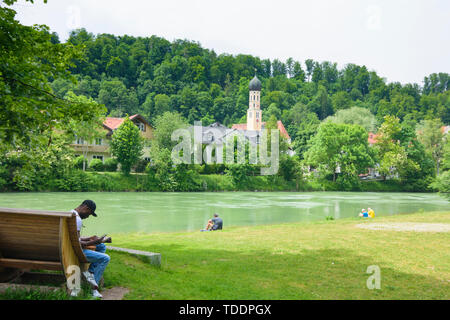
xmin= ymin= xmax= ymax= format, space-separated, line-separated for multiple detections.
xmin=101 ymin=287 xmax=130 ymax=300
xmin=356 ymin=222 xmax=450 ymax=232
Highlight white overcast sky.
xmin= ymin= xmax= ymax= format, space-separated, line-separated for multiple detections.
xmin=11 ymin=0 xmax=450 ymax=85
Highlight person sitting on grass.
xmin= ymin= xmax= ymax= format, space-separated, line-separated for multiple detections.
xmin=359 ymin=208 xmax=369 ymax=218
xmin=210 ymin=213 xmax=223 ymax=231
xmin=201 ymin=219 xmax=214 ymax=232
xmin=200 ymin=214 xmax=223 ymax=231
xmin=72 ymin=200 xmax=112 ymax=299
xmin=368 ymin=208 xmax=375 ymax=218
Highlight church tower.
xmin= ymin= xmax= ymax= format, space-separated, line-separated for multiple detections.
xmin=247 ymin=75 xmax=262 ymax=131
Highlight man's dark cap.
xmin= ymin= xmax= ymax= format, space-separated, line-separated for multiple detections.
xmin=82 ymin=200 xmax=97 ymax=217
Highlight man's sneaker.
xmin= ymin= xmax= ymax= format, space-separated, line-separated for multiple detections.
xmin=92 ymin=289 xmax=103 ymax=299
xmin=82 ymin=271 xmax=98 ymax=289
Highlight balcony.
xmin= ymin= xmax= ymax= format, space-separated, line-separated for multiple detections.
xmin=70 ymin=143 xmax=110 ymax=153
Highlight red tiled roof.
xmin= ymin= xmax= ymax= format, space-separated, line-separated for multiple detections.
xmin=368 ymin=132 xmax=378 ymax=145
xmin=231 ymin=121 xmax=291 ymax=140
xmin=103 ymin=117 xmax=125 ymax=131
xmin=276 ymin=120 xmax=290 ymax=141
xmin=231 ymin=123 xmax=247 ymax=130
xmin=103 ymin=114 xmax=147 ymax=131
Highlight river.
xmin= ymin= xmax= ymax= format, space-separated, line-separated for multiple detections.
xmin=0 ymin=192 xmax=447 ymax=235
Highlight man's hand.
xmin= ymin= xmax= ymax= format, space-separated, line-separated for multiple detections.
xmin=79 ymin=234 xmax=111 ymax=248
xmin=102 ymin=237 xmax=112 ymax=243
xmin=80 ymin=235 xmax=102 ymax=248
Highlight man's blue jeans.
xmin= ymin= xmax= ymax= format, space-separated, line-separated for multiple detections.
xmin=83 ymin=243 xmax=110 ymax=284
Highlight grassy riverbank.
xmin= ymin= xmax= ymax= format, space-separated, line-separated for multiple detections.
xmin=33 ymin=170 xmax=413 ymax=192
xmin=101 ymin=210 xmax=449 ymax=300
xmin=1 ymin=210 xmax=448 ymax=300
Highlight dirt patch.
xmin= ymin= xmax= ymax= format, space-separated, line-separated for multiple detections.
xmin=101 ymin=287 xmax=130 ymax=300
xmin=356 ymin=222 xmax=450 ymax=233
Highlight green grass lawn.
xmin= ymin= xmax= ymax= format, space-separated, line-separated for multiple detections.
xmin=101 ymin=210 xmax=450 ymax=300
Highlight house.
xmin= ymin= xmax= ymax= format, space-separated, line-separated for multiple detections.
xmin=71 ymin=114 xmax=153 ymax=163
xmin=368 ymin=132 xmax=378 ymax=146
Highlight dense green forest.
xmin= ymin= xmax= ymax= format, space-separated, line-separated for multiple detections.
xmin=51 ymin=29 xmax=449 ymax=130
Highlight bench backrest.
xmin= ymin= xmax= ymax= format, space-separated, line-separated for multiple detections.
xmin=0 ymin=208 xmax=87 ymax=274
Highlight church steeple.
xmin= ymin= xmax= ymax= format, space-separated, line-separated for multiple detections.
xmin=247 ymin=76 xmax=262 ymax=131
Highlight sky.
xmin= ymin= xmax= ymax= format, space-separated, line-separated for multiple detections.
xmin=11 ymin=0 xmax=450 ymax=85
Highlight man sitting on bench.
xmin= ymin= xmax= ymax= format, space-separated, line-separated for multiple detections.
xmin=72 ymin=200 xmax=111 ymax=299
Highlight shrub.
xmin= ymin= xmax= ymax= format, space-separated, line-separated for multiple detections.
xmin=89 ymin=159 xmax=104 ymax=172
xmin=133 ymin=159 xmax=149 ymax=173
xmin=73 ymin=155 xmax=87 ymax=170
xmin=103 ymin=158 xmax=118 ymax=172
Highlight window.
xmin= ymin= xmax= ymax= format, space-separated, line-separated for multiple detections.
xmin=256 ymin=112 xmax=259 ymax=118
xmin=249 ymin=112 xmax=252 ymax=118
xmin=75 ymin=136 xmax=84 ymax=145
xmin=93 ymin=155 xmax=104 ymax=162
xmin=138 ymin=122 xmax=146 ymax=132
xmin=95 ymin=138 xmax=102 ymax=145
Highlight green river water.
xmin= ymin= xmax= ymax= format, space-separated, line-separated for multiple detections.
xmin=0 ymin=192 xmax=448 ymax=235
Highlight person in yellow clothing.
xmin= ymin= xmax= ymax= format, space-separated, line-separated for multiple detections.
xmin=368 ymin=208 xmax=375 ymax=218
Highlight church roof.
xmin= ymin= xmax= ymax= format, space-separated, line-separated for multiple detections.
xmin=249 ymin=76 xmax=262 ymax=91
xmin=231 ymin=121 xmax=291 ymax=141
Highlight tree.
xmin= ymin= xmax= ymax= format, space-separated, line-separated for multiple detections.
xmin=110 ymin=116 xmax=144 ymax=175
xmin=442 ymin=135 xmax=450 ymax=171
xmin=305 ymin=122 xmax=374 ymax=185
xmin=152 ymin=111 xmax=189 ymax=151
xmin=396 ymin=122 xmax=435 ymax=190
xmin=325 ymin=107 xmax=377 ymax=133
xmin=416 ymin=119 xmax=445 ymax=175
xmin=97 ymin=78 xmax=138 ymax=116
xmin=286 ymin=57 xmax=294 ymax=78
xmin=331 ymin=91 xmax=352 ymax=112
xmin=0 ymin=2 xmax=102 ymax=150
xmin=430 ymin=135 xmax=449 ymax=199
xmin=285 ymin=103 xmax=320 ymax=159
xmin=305 ymin=59 xmax=314 ymax=82
xmin=66 ymin=92 xmax=107 ymax=171
xmin=373 ymin=116 xmax=410 ymax=180
xmin=292 ymin=61 xmax=305 ymax=81
xmin=309 ymin=85 xmax=333 ymax=120
xmin=271 ymin=59 xmax=286 ymax=77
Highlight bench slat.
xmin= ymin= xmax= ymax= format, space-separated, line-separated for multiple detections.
xmin=0 ymin=258 xmax=62 ymax=271
xmin=0 ymin=207 xmax=73 ymax=218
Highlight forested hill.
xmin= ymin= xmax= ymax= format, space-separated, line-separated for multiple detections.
xmin=51 ymin=28 xmax=449 ymax=134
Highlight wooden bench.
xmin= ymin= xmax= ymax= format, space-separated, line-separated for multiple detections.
xmin=0 ymin=207 xmax=88 ymax=285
